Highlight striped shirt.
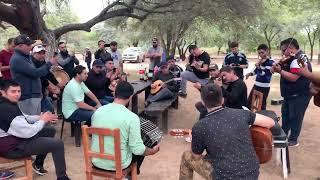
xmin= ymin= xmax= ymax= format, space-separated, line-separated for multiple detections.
xmin=252 ymin=58 xmax=274 ymax=88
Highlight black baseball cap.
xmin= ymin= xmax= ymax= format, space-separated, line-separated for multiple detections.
xmin=92 ymin=60 xmax=104 ymax=67
xmin=14 ymin=34 xmax=36 ymax=46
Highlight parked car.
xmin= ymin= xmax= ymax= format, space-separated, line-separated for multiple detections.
xmin=122 ymin=47 xmax=145 ymax=63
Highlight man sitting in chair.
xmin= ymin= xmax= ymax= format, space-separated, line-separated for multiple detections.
xmin=179 ymin=84 xmax=275 ymax=180
xmin=62 ymin=65 xmax=101 ymax=125
xmin=0 ymin=80 xmax=70 ymax=180
xmin=146 ymin=61 xmax=178 ymax=105
xmin=91 ymin=81 xmax=160 ymax=174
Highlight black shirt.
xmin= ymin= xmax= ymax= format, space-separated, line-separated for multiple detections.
xmin=192 ymin=107 xmax=259 ymax=180
xmin=94 ymin=49 xmax=111 ymax=63
xmin=280 ymin=50 xmax=312 ymax=99
xmin=85 ymin=70 xmax=112 ymax=99
xmin=85 ymin=51 xmax=92 ymax=62
xmin=222 ymin=78 xmax=247 ymax=109
xmin=191 ymin=51 xmax=211 ymax=79
xmin=224 ymin=52 xmax=248 ymax=79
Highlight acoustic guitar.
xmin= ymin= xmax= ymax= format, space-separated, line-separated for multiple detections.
xmin=297 ymin=57 xmax=320 ymax=107
xmin=169 ymin=126 xmax=273 ymax=164
xmin=150 ymin=78 xmax=180 ymax=95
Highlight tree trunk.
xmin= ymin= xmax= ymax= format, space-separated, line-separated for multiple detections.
xmin=217 ymin=46 xmax=221 ymax=55
xmin=310 ymin=44 xmax=314 ymax=62
xmin=318 ymin=35 xmax=320 ymax=64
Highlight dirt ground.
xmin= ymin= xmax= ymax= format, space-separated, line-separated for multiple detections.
xmin=2 ymin=58 xmax=320 ymax=180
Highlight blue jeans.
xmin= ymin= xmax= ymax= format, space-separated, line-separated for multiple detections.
xmin=41 ymin=97 xmax=54 ymax=113
xmin=281 ymin=95 xmax=311 ymax=142
xmin=86 ymin=96 xmax=114 ymax=106
xmin=68 ymin=109 xmax=94 ymax=123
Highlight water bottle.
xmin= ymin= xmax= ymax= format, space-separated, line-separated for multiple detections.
xmin=139 ymin=65 xmax=145 ymax=80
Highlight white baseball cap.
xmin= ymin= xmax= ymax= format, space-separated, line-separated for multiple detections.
xmin=32 ymin=45 xmax=46 ymax=53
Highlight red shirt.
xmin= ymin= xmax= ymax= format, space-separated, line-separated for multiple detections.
xmin=0 ymin=49 xmax=13 ymax=80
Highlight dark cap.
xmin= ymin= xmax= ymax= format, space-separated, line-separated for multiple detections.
xmin=159 ymin=61 xmax=168 ymax=68
xmin=209 ymin=63 xmax=219 ymax=70
xmin=92 ymin=60 xmax=104 ymax=67
xmin=110 ymin=41 xmax=117 ymax=46
xmin=14 ymin=34 xmax=36 ymax=46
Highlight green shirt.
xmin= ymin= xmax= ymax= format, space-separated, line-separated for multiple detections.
xmin=62 ymin=78 xmax=90 ymax=119
xmin=91 ymin=103 xmax=146 ymax=170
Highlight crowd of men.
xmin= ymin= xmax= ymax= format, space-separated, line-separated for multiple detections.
xmin=0 ymin=34 xmax=319 ymax=180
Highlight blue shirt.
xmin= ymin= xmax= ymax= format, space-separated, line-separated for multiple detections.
xmin=252 ymin=58 xmax=274 ymax=88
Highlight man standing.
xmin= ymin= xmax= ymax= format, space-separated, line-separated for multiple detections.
xmin=179 ymin=84 xmax=275 ymax=180
xmin=62 ymin=65 xmax=101 ymax=124
xmin=109 ymin=41 xmax=123 ymax=72
xmin=145 ymin=37 xmax=163 ymax=72
xmin=246 ymin=44 xmax=274 ymax=110
xmin=223 ymin=41 xmax=248 ymax=79
xmin=94 ymin=40 xmax=111 ymax=64
xmin=85 ymin=60 xmax=113 ymax=105
xmin=0 ymin=38 xmax=15 ymax=80
xmin=272 ymin=38 xmax=312 ymax=146
xmin=218 ymin=66 xmax=248 ymax=109
xmin=91 ymin=81 xmax=160 ymax=174
xmin=84 ymin=47 xmax=92 ymax=70
xmin=10 ymin=35 xmax=53 ymax=115
xmin=31 ymin=45 xmax=60 ymax=113
xmin=57 ymin=42 xmax=79 ymax=78
xmin=0 ymin=80 xmax=70 ymax=180
xmin=178 ymin=45 xmax=210 ymax=97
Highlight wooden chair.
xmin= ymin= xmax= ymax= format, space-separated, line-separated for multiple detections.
xmin=82 ymin=125 xmax=138 ymax=180
xmin=250 ymin=90 xmax=263 ymax=112
xmin=0 ymin=156 xmax=33 ymax=180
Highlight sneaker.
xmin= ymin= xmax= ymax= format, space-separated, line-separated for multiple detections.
xmin=0 ymin=171 xmax=15 ymax=179
xmin=288 ymin=141 xmax=299 ymax=147
xmin=32 ymin=163 xmax=48 ymax=176
xmin=177 ymin=91 xmax=187 ymax=98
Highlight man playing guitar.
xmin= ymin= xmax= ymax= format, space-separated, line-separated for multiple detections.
xmin=179 ymin=84 xmax=274 ymax=180
xmin=146 ymin=62 xmax=178 ymax=105
xmin=178 ymin=45 xmax=210 ymax=97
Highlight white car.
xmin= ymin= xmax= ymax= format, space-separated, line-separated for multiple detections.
xmin=122 ymin=47 xmax=145 ymax=63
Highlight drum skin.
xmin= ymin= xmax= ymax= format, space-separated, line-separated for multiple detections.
xmin=52 ymin=69 xmax=70 ymax=86
xmin=250 ymin=126 xmax=273 ymax=164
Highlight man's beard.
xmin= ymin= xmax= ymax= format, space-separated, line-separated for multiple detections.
xmin=153 ymin=45 xmax=158 ymax=48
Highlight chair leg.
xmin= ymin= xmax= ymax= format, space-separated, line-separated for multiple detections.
xmin=71 ymin=122 xmax=75 ymax=137
xmin=74 ymin=122 xmax=82 ymax=147
xmin=281 ymin=148 xmax=288 ymax=179
xmin=161 ymin=110 xmax=168 ymax=133
xmin=60 ymin=117 xmax=65 ymax=139
xmin=131 ymin=162 xmax=138 ymax=180
xmin=25 ymin=159 xmax=33 ymax=180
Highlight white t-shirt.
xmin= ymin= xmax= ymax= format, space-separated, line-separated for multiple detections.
xmin=110 ymin=50 xmax=122 ymax=68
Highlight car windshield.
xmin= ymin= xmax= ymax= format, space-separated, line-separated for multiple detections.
xmin=124 ymin=48 xmax=141 ymax=53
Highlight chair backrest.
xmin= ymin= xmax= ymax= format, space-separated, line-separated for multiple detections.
xmin=82 ymin=125 xmax=122 ymax=178
xmin=251 ymin=90 xmax=263 ymax=112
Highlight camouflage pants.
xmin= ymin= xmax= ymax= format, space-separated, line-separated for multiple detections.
xmin=179 ymin=151 xmax=213 ymax=180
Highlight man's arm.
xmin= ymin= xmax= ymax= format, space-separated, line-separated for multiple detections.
xmin=85 ymin=91 xmax=101 ymax=107
xmin=76 ymin=101 xmax=96 ymax=111
xmin=11 ymin=57 xmax=51 ymax=78
xmin=0 ymin=62 xmax=10 ymax=71
xmin=72 ymin=56 xmax=80 ymax=65
xmin=279 ymin=69 xmax=300 ymax=82
xmin=191 ymin=124 xmax=205 ymax=160
xmin=239 ymin=53 xmax=249 ymax=69
xmin=253 ymin=113 xmax=275 ymax=128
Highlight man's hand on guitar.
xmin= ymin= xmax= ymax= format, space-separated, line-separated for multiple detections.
xmin=161 ymin=83 xmax=166 ymax=88
xmin=151 ymin=84 xmax=157 ymax=89
xmin=272 ymin=64 xmax=282 ymax=74
xmin=297 ymin=65 xmax=311 ymax=77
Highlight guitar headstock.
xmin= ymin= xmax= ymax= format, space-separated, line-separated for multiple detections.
xmin=169 ymin=129 xmax=191 ymax=137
